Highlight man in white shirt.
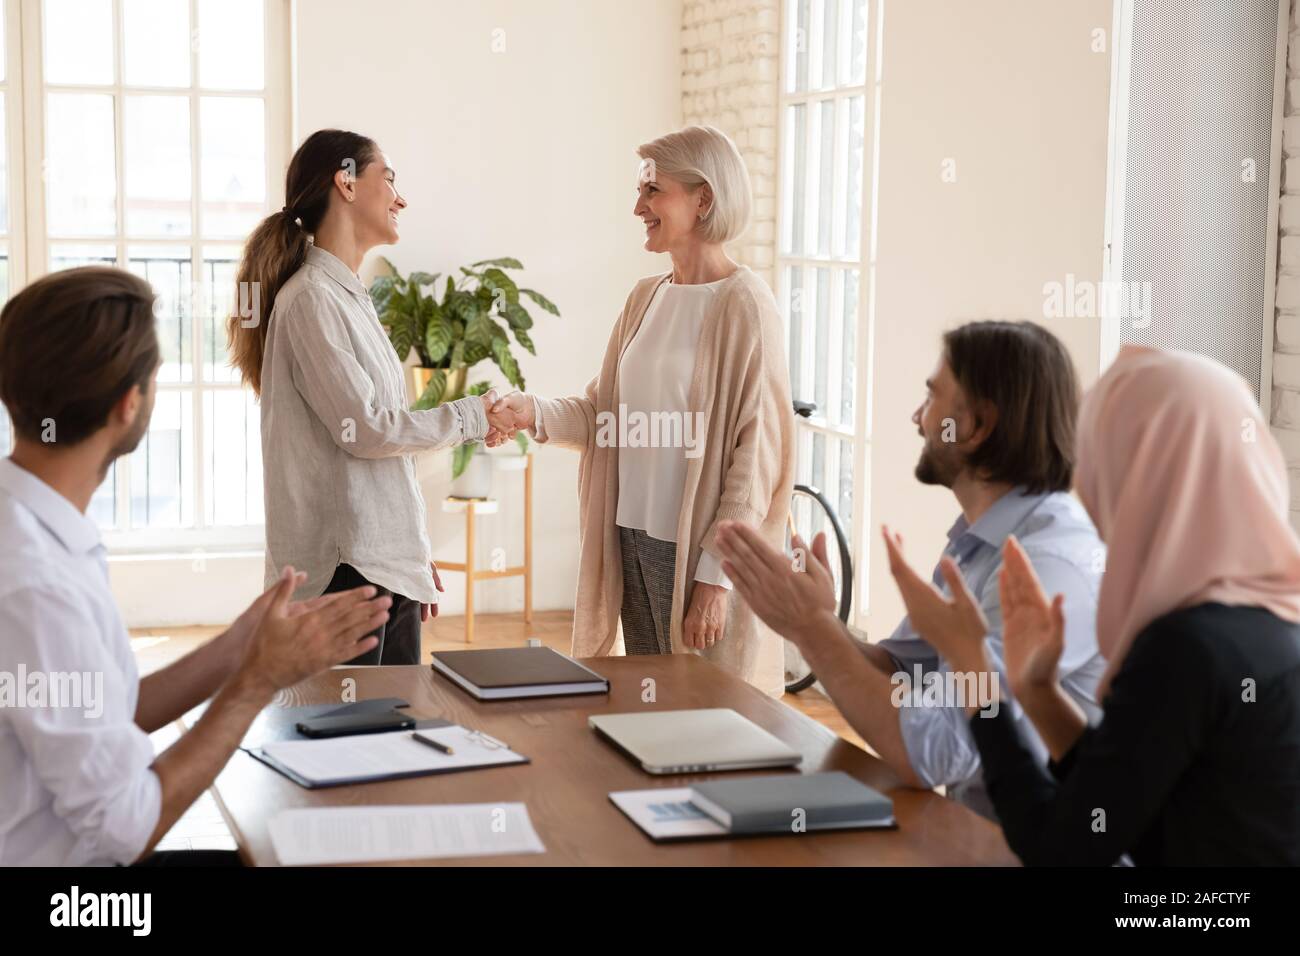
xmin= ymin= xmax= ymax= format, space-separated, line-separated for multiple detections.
xmin=0 ymin=267 xmax=391 ymax=865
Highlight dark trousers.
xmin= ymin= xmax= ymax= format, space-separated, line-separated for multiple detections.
xmin=323 ymin=563 xmax=422 ymax=665
xmin=618 ymin=526 xmax=676 ymax=655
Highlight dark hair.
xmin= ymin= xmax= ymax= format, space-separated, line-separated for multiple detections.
xmin=227 ymin=129 xmax=379 ymax=394
xmin=0 ymin=267 xmax=159 ymax=446
xmin=941 ymin=320 xmax=1079 ymax=494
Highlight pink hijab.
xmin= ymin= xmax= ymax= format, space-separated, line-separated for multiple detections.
xmin=1076 ymin=346 xmax=1300 ymax=696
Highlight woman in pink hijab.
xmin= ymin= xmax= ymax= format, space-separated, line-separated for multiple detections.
xmin=882 ymin=346 xmax=1300 ymax=865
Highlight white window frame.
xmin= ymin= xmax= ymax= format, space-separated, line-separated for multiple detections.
xmin=775 ymin=0 xmax=881 ymax=626
xmin=7 ymin=0 xmax=290 ymax=553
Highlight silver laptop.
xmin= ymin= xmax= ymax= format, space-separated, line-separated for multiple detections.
xmin=589 ymin=708 xmax=802 ymax=774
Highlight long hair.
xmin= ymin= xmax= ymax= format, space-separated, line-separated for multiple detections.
xmin=227 ymin=129 xmax=379 ymax=394
xmin=941 ymin=320 xmax=1079 ymax=494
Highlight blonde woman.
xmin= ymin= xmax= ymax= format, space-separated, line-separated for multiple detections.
xmin=489 ymin=126 xmax=794 ymax=696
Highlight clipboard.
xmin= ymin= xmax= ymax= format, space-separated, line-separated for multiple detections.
xmin=246 ymin=724 xmax=530 ymax=790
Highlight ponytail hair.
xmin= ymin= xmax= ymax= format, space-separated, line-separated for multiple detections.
xmin=227 ymin=129 xmax=379 ymax=394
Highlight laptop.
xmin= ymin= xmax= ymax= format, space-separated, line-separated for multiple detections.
xmin=589 ymin=708 xmax=802 ymax=775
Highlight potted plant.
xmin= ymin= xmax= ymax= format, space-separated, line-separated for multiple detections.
xmin=369 ymin=256 xmax=559 ymax=492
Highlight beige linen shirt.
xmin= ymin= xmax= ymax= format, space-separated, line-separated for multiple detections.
xmin=260 ymin=244 xmax=487 ymax=603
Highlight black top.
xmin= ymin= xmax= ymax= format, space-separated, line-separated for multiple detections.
xmin=970 ymin=603 xmax=1300 ymax=865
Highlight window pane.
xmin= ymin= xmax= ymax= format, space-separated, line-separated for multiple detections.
xmin=88 ymin=467 xmax=116 ymax=528
xmin=844 ymin=95 xmax=865 ymax=260
xmin=50 ymin=242 xmax=116 ymax=270
xmin=203 ymin=389 xmax=262 ymax=525
xmin=198 ymin=0 xmax=264 ymax=90
xmin=813 ymin=267 xmax=830 ymax=414
xmin=128 ymin=246 xmax=192 ymax=383
xmin=0 ymin=246 xmax=8 ymax=301
xmin=46 ymin=93 xmax=116 ymax=235
xmin=786 ymin=0 xmax=810 ymax=93
xmin=0 ymin=403 xmax=10 ymax=455
xmin=0 ymin=0 xmax=6 ymax=82
xmin=820 ymin=0 xmax=839 ymax=91
xmin=123 ymin=0 xmax=190 ymax=87
xmin=0 ymin=97 xmax=7 ymax=233
xmin=841 ymin=268 xmax=858 ymax=428
xmin=847 ymin=0 xmax=868 ymax=87
xmin=43 ymin=0 xmax=113 ymax=84
xmin=786 ymin=265 xmax=805 ymax=403
xmin=201 ymin=247 xmax=241 ymax=383
xmin=816 ymin=100 xmax=835 ymax=256
xmin=781 ymin=104 xmax=807 ymax=255
xmin=200 ymin=97 xmax=265 ymax=237
xmin=125 ymin=95 xmax=192 ymax=236
xmin=129 ymin=389 xmax=193 ymax=528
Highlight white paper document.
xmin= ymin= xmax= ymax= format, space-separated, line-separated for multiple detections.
xmin=260 ymin=725 xmax=526 ymax=786
xmin=609 ymin=788 xmax=728 ymax=840
xmin=268 ymin=803 xmax=546 ymax=865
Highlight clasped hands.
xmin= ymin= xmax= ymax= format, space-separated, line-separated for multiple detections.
xmin=481 ymin=389 xmax=534 ymax=447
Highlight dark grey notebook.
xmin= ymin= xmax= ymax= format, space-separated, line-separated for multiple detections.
xmin=431 ymin=646 xmax=609 ymax=699
xmin=689 ymin=771 xmax=895 ymax=833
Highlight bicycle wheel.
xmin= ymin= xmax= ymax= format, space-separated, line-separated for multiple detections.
xmin=783 ymin=483 xmax=853 ymax=693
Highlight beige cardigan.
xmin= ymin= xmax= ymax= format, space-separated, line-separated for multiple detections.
xmin=536 ymin=266 xmax=795 ymax=698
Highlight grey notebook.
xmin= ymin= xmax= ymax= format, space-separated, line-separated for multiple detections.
xmin=689 ymin=771 xmax=895 ymax=833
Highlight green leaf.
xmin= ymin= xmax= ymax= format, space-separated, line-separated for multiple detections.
xmin=369 ymin=275 xmax=400 ymax=310
xmin=412 ymin=369 xmax=446 ymax=410
xmin=452 ymin=441 xmax=479 ymax=479
xmin=463 ymin=340 xmax=491 ymax=366
xmin=424 ymin=311 xmax=453 ymax=363
xmin=502 ymin=302 xmax=533 ymax=331
xmin=465 ymin=312 xmax=495 ymax=351
xmin=520 ymin=288 xmax=559 ymax=316
xmin=513 ymin=431 xmax=530 ymax=454
xmin=472 ymin=257 xmax=524 ymax=270
xmin=513 ymin=326 xmax=536 ymax=355
xmin=480 ymin=267 xmax=519 ymax=307
xmin=467 ymin=380 xmax=492 ymax=397
xmin=491 ymin=337 xmax=524 ymax=389
xmin=408 ymin=271 xmax=441 ymax=288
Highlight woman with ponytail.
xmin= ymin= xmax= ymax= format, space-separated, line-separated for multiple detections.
xmin=229 ymin=129 xmax=498 ymax=665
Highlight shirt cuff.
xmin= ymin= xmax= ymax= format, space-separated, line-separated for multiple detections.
xmin=452 ymin=394 xmax=488 ymax=442
xmin=695 ymin=550 xmax=732 ymax=589
xmin=529 ymin=395 xmax=548 ymax=443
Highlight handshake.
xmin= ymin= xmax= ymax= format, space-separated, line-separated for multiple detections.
xmin=480 ymin=389 xmax=535 ymax=448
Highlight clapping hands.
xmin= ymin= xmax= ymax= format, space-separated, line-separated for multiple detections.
xmin=483 ymin=389 xmax=535 ymax=447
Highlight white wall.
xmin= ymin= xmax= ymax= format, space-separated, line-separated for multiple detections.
xmin=862 ymin=0 xmax=1112 ymax=638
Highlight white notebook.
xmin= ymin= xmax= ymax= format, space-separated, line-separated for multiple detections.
xmin=269 ymin=804 xmax=545 ymax=865
xmin=259 ymin=725 xmax=526 ymax=787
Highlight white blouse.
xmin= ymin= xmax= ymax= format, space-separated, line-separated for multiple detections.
xmin=614 ymin=278 xmax=731 ymax=588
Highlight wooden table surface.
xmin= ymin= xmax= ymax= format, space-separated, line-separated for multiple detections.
xmin=207 ymin=654 xmax=1018 ymax=866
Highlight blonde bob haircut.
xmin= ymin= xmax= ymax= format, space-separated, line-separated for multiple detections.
xmin=636 ymin=125 xmax=752 ymax=245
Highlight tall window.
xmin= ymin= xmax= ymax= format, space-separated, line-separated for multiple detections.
xmin=0 ymin=0 xmax=287 ymax=550
xmin=778 ymin=0 xmax=876 ymax=618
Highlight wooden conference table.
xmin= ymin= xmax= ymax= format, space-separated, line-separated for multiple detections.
xmin=206 ymin=654 xmax=1019 ymax=866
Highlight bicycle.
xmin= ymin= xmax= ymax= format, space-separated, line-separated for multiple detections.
xmin=784 ymin=400 xmax=854 ymax=693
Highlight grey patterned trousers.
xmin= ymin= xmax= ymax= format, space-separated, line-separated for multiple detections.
xmin=618 ymin=525 xmax=676 ymax=655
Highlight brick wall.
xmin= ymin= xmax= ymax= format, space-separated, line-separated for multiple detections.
xmin=1276 ymin=0 xmax=1300 ymax=531
xmin=680 ymin=0 xmax=781 ymax=287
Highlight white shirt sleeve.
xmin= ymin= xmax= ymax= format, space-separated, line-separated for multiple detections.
xmin=0 ymin=584 xmax=161 ymax=865
xmin=694 ymin=550 xmax=733 ymax=589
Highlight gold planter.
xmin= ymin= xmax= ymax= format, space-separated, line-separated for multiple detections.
xmin=409 ymin=365 xmax=467 ymax=405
